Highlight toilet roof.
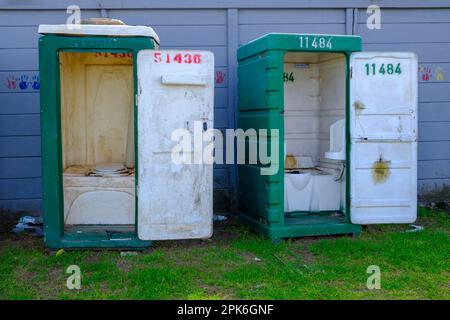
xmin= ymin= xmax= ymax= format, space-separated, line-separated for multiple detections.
xmin=237 ymin=33 xmax=361 ymax=61
xmin=38 ymin=24 xmax=160 ymax=45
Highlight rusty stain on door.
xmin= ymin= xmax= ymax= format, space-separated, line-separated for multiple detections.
xmin=372 ymin=156 xmax=391 ymax=184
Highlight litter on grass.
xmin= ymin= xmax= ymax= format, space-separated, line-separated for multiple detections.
xmin=213 ymin=215 xmax=228 ymax=222
xmin=120 ymin=251 xmax=139 ymax=257
xmin=11 ymin=215 xmax=43 ymax=237
xmin=404 ymin=225 xmax=424 ymax=233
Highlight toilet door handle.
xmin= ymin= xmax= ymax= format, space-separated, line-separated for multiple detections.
xmin=161 ymin=74 xmax=207 ymax=86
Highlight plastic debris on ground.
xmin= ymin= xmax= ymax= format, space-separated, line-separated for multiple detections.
xmin=11 ymin=215 xmax=44 ymax=237
xmin=120 ymin=251 xmax=139 ymax=257
xmin=213 ymin=214 xmax=228 ymax=222
xmin=404 ymin=225 xmax=424 ymax=233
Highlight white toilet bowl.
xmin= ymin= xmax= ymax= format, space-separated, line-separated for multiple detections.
xmin=309 ymin=173 xmax=342 ymax=212
xmin=284 ymin=172 xmax=313 ymax=212
xmin=63 ymin=165 xmax=135 ymax=225
xmin=289 ymin=172 xmax=311 ymax=190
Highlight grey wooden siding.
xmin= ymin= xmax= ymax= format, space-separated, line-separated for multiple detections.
xmin=355 ymin=8 xmax=450 ymax=196
xmin=0 ymin=1 xmax=449 ymax=214
xmin=238 ymin=9 xmax=347 ymax=45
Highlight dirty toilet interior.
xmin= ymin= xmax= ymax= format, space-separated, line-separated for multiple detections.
xmin=283 ymin=52 xmax=347 ymax=222
xmin=59 ymin=51 xmax=136 ymax=232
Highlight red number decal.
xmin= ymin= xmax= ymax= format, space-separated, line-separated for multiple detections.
xmin=184 ymin=53 xmax=192 ymax=64
xmin=154 ymin=52 xmax=162 ymax=63
xmin=174 ymin=54 xmax=182 ymax=63
xmin=154 ymin=52 xmax=201 ymax=64
xmin=193 ymin=54 xmax=201 ymax=64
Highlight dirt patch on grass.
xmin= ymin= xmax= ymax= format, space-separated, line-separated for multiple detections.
xmin=153 ymin=219 xmax=241 ymax=249
xmin=11 ymin=265 xmax=65 ymax=299
xmin=117 ymin=259 xmax=135 ymax=273
xmin=48 ymin=267 xmax=62 ymax=279
xmin=85 ymin=252 xmax=102 ymax=263
xmin=297 ymin=247 xmax=316 ymax=265
xmin=154 ymin=238 xmax=211 ymax=249
xmin=0 ymin=233 xmax=43 ymax=251
xmin=40 ymin=268 xmax=66 ymax=299
xmin=283 ymin=239 xmax=318 ymax=266
xmin=16 ymin=266 xmax=39 ymax=283
xmin=239 ymin=251 xmax=263 ymax=264
xmin=198 ymin=283 xmax=234 ymax=299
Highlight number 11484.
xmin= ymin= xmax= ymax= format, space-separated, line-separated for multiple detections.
xmin=365 ymin=63 xmax=402 ymax=76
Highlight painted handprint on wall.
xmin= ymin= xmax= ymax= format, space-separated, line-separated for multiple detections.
xmin=2 ymin=73 xmax=40 ymax=91
xmin=215 ymin=70 xmax=226 ymax=84
xmin=4 ymin=74 xmax=17 ymax=89
xmin=32 ymin=75 xmax=40 ymax=90
xmin=419 ymin=66 xmax=432 ymax=81
xmin=19 ymin=75 xmax=30 ymax=90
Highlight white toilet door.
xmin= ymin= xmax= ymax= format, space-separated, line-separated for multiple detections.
xmin=349 ymin=52 xmax=418 ymax=224
xmin=136 ymin=50 xmax=214 ymax=240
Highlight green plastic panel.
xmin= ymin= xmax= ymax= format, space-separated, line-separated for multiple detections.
xmin=237 ymin=33 xmax=361 ymax=239
xmin=238 ymin=33 xmax=362 ymax=60
xmin=239 ymin=212 xmax=361 ymax=239
xmin=238 ymin=49 xmax=285 ymax=228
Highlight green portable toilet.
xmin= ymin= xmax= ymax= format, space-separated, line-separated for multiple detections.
xmin=39 ymin=20 xmax=215 ymax=249
xmin=237 ymin=33 xmax=418 ymax=239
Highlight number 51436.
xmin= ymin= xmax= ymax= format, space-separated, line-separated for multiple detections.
xmin=153 ymin=52 xmax=201 ymax=64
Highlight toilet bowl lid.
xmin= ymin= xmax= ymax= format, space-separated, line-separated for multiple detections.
xmin=90 ymin=163 xmax=132 ymax=177
xmin=93 ymin=163 xmax=126 ymax=173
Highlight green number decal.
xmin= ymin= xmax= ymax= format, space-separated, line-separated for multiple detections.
xmin=365 ymin=63 xmax=376 ymax=75
xmin=283 ymin=72 xmax=294 ymax=82
xmin=299 ymin=36 xmax=333 ymax=50
xmin=364 ymin=63 xmax=402 ymax=76
xmin=387 ymin=64 xmax=394 ymax=74
xmin=365 ymin=63 xmax=369 ymax=75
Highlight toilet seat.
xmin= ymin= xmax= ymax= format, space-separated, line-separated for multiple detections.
xmin=94 ymin=163 xmax=125 ymax=172
xmin=90 ymin=163 xmax=131 ymax=177
xmin=63 ymin=163 xmax=133 ymax=177
xmin=285 ymin=166 xmax=331 ymax=176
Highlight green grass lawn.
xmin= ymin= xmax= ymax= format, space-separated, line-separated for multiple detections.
xmin=0 ymin=207 xmax=448 ymax=300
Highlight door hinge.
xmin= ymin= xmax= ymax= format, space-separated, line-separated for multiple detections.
xmin=350 ymin=67 xmax=353 ymax=79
